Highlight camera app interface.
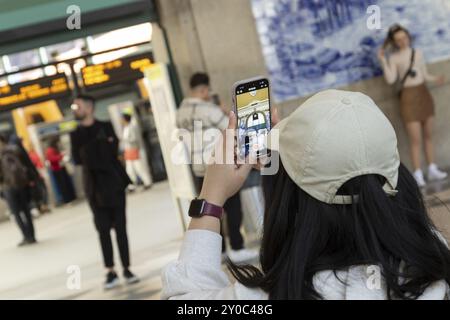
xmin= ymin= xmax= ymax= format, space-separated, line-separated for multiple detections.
xmin=236 ymin=79 xmax=270 ymax=159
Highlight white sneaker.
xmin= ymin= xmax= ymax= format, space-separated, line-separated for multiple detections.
xmin=413 ymin=169 xmax=426 ymax=188
xmin=427 ymin=163 xmax=448 ymax=181
xmin=31 ymin=208 xmax=40 ymax=218
xmin=127 ymin=185 xmax=137 ymax=193
xmin=227 ymin=248 xmax=259 ymax=264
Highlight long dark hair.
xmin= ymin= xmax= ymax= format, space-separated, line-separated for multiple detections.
xmin=228 ymin=162 xmax=450 ymax=299
xmin=383 ymin=24 xmax=412 ymax=51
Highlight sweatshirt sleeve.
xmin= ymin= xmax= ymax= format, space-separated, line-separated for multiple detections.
xmin=208 ymin=105 xmax=228 ymax=131
xmin=46 ymin=148 xmax=63 ymax=163
xmin=161 ymin=229 xmax=265 ymax=300
xmin=70 ymin=131 xmax=82 ymax=165
xmin=418 ymin=50 xmax=438 ymax=82
xmin=104 ymin=122 xmax=119 ymax=158
xmin=380 ymin=56 xmax=398 ymax=85
xmin=128 ymin=124 xmax=139 ymax=145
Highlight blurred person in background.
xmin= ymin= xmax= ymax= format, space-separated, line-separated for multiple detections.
xmin=121 ymin=110 xmax=152 ymax=191
xmin=378 ymin=24 xmax=447 ymax=187
xmin=70 ymin=94 xmax=139 ymax=290
xmin=9 ymin=135 xmax=42 ymax=217
xmin=176 ymin=72 xmax=258 ymax=263
xmin=28 ymin=146 xmax=50 ymax=214
xmin=0 ymin=135 xmax=37 ymax=246
xmin=45 ymin=136 xmax=76 ymax=205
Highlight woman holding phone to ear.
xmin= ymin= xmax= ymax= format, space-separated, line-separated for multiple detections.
xmin=378 ymin=24 xmax=447 ymax=187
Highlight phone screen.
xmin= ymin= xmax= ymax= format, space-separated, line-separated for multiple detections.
xmin=235 ymin=78 xmax=271 ymax=159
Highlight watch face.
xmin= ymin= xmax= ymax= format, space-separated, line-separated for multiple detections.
xmin=188 ymin=199 xmax=204 ymax=217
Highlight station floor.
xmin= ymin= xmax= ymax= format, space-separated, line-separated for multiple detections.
xmin=0 ymin=177 xmax=449 ymax=300
xmin=0 ymin=182 xmax=185 ymax=300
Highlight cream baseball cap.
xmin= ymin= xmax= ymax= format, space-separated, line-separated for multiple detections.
xmin=268 ymin=89 xmax=400 ymax=204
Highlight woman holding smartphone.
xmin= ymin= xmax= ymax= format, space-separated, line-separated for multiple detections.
xmin=378 ymin=24 xmax=447 ymax=187
xmin=161 ymin=90 xmax=450 ymax=300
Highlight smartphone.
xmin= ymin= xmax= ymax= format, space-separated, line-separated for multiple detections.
xmin=233 ymin=77 xmax=271 ymax=160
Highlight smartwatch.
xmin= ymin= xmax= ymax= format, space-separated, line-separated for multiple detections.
xmin=188 ymin=198 xmax=223 ymax=219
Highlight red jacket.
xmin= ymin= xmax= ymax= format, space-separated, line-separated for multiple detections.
xmin=28 ymin=150 xmax=44 ymax=169
xmin=45 ymin=147 xmax=63 ymax=171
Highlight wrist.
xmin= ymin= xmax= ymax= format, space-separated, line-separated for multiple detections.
xmin=188 ymin=197 xmax=224 ymax=222
xmin=199 ymin=189 xmax=226 ymax=207
xmin=188 ymin=215 xmax=221 ymax=233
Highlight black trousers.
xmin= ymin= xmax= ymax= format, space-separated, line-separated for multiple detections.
xmin=30 ymin=177 xmax=49 ymax=208
xmin=195 ymin=176 xmax=244 ymax=251
xmin=88 ymin=193 xmax=130 ymax=269
xmin=4 ymin=187 xmax=35 ymax=241
xmin=52 ymin=168 xmax=76 ymax=204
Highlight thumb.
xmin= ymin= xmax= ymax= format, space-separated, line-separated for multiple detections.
xmin=236 ymin=162 xmax=253 ymax=179
xmin=227 ymin=111 xmax=237 ymax=130
xmin=237 ymin=152 xmax=257 ymax=176
xmin=271 ymin=108 xmax=280 ymax=125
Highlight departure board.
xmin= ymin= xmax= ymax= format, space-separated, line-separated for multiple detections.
xmin=81 ymin=52 xmax=153 ymax=90
xmin=0 ymin=74 xmax=70 ymax=111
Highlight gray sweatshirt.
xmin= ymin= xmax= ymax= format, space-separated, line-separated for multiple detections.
xmin=176 ymin=97 xmax=228 ymax=177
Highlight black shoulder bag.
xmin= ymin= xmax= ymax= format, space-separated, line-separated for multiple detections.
xmin=398 ymin=49 xmax=416 ymax=98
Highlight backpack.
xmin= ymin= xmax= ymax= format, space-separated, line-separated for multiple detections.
xmin=1 ymin=149 xmax=29 ymax=188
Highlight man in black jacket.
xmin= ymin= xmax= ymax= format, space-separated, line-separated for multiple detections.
xmin=70 ymin=94 xmax=139 ymax=290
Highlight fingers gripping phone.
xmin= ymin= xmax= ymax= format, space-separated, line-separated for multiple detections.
xmin=232 ymin=77 xmax=271 ymax=160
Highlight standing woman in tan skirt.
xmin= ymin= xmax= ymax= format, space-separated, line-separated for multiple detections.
xmin=378 ymin=24 xmax=447 ymax=187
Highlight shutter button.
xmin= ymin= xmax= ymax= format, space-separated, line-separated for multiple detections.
xmin=341 ymin=98 xmax=351 ymax=105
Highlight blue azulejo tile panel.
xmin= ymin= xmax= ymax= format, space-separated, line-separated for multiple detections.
xmin=251 ymin=0 xmax=450 ymax=102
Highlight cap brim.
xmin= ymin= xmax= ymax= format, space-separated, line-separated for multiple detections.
xmin=267 ymin=117 xmax=288 ymax=152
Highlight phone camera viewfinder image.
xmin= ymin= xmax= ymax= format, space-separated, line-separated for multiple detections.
xmin=235 ymin=78 xmax=271 ymax=160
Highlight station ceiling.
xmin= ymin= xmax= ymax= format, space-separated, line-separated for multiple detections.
xmin=0 ymin=0 xmax=157 ymax=56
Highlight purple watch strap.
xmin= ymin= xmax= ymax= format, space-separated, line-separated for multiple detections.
xmin=200 ymin=201 xmax=223 ymax=219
